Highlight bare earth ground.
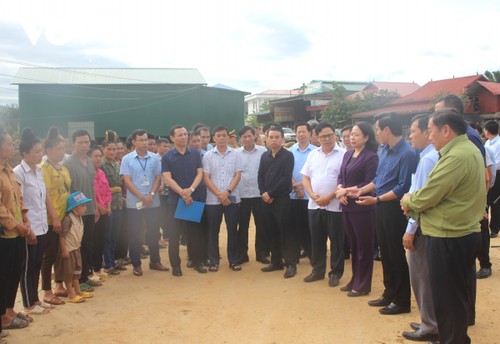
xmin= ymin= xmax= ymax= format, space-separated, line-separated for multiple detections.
xmin=6 ymin=227 xmax=500 ymax=344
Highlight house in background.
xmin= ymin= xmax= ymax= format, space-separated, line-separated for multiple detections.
xmin=13 ymin=68 xmax=248 ymax=140
xmin=260 ymin=80 xmax=367 ymax=127
xmin=353 ymin=74 xmax=500 ymax=124
xmin=245 ymin=89 xmax=302 ymax=115
xmin=346 ymin=81 xmax=421 ymax=100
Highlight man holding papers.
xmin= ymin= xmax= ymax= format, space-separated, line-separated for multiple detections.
xmin=162 ymin=125 xmax=207 ymax=276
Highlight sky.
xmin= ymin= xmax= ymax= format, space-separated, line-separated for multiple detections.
xmin=0 ymin=0 xmax=499 ymax=105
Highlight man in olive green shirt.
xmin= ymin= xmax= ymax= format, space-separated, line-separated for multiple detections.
xmin=401 ymin=109 xmax=484 ymax=344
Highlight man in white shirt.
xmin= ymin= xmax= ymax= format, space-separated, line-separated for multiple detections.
xmin=301 ymin=122 xmax=346 ymax=287
xmin=236 ymin=126 xmax=269 ymax=264
xmin=484 ymin=120 xmax=500 ymax=238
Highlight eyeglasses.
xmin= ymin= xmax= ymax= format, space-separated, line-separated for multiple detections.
xmin=318 ymin=133 xmax=335 ymax=140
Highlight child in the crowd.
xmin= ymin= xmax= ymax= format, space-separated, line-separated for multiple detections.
xmin=58 ymin=192 xmax=94 ymax=303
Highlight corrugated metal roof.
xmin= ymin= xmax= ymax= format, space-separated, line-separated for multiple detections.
xmin=12 ymin=68 xmax=206 ymax=85
xmin=478 ymin=81 xmax=500 ymax=96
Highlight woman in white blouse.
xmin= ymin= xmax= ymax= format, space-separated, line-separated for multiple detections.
xmin=13 ymin=128 xmax=53 ymax=315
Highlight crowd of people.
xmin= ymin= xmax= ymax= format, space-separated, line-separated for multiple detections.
xmin=0 ymin=94 xmax=495 ymax=344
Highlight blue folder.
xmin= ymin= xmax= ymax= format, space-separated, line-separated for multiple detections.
xmin=174 ymin=198 xmax=205 ymax=223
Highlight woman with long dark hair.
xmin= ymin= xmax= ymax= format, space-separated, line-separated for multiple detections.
xmin=336 ymin=122 xmax=379 ymax=296
xmin=0 ymin=126 xmax=32 ymax=331
xmin=40 ymin=127 xmax=72 ymax=305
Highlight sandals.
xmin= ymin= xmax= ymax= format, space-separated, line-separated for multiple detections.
xmin=43 ymin=296 xmax=65 ymax=305
xmin=16 ymin=313 xmax=33 ymax=323
xmin=67 ymin=295 xmax=85 ymax=303
xmin=85 ymin=279 xmax=102 ymax=287
xmin=54 ymin=290 xmax=68 ymax=297
xmin=2 ymin=317 xmax=29 ymax=329
xmin=229 ymin=264 xmax=242 ymax=271
xmin=40 ymin=302 xmax=55 ymax=309
xmin=79 ymin=283 xmax=95 ymax=292
xmin=209 ymin=265 xmax=219 ymax=272
xmin=26 ymin=305 xmax=50 ymax=315
xmin=80 ymin=291 xmax=93 ymax=299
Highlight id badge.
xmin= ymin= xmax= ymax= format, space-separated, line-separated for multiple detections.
xmin=141 ymin=178 xmax=150 ymax=187
xmin=136 ymin=201 xmax=144 ymax=210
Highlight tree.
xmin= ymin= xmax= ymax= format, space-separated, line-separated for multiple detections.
xmin=0 ymin=104 xmax=20 ymax=139
xmin=485 ymin=70 xmax=500 ymax=83
xmin=320 ymin=85 xmax=398 ymax=126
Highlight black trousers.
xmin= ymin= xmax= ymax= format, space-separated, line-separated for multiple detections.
xmin=114 ymin=207 xmax=129 ymax=260
xmin=238 ymin=197 xmax=269 ymax=261
xmin=376 ymin=201 xmax=411 ymax=307
xmin=21 ymin=233 xmax=47 ymax=308
xmin=487 ymin=171 xmax=500 ymax=234
xmin=291 ymin=199 xmax=311 ymax=257
xmin=41 ymin=226 xmax=63 ymax=291
xmin=92 ymin=214 xmax=109 ymax=272
xmin=477 ymin=218 xmax=491 ymax=269
xmin=427 ymin=233 xmax=480 ymax=344
xmin=261 ymin=197 xmax=299 ymax=267
xmin=80 ymin=214 xmax=96 ymax=283
xmin=308 ymin=209 xmax=344 ymax=277
xmin=0 ymin=236 xmax=25 ymax=319
xmin=166 ymin=204 xmax=205 ymax=267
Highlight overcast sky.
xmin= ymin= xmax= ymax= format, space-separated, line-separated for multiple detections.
xmin=0 ymin=0 xmax=499 ymax=105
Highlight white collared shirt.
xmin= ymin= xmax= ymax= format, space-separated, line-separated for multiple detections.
xmin=237 ymin=145 xmax=267 ymax=198
xmin=300 ymin=145 xmax=346 ymax=212
xmin=13 ymin=160 xmax=48 ymax=235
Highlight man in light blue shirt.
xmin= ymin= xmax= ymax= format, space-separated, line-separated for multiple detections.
xmin=289 ymin=122 xmax=316 ymax=259
xmin=401 ymin=115 xmax=439 ymax=342
xmin=120 ymin=129 xmax=167 ymax=277
xmin=236 ymin=126 xmax=269 ymax=264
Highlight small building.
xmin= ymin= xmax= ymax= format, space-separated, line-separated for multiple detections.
xmin=245 ymin=89 xmax=302 ymax=115
xmin=13 ymin=68 xmax=247 ymax=140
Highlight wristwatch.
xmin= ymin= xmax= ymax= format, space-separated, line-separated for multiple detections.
xmin=190 ymin=187 xmax=195 ymax=193
xmin=150 ymin=191 xmax=155 ymax=196
xmin=227 ymin=189 xmax=232 ymax=194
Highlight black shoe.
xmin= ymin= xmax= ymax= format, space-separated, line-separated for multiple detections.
xmin=410 ymin=322 xmax=421 ymax=331
xmin=256 ymin=256 xmax=271 ymax=264
xmin=172 ymin=266 xmax=182 ymax=277
xmin=194 ymin=265 xmax=207 ymax=274
xmin=379 ymin=302 xmax=411 ymax=315
xmin=491 ymin=232 xmax=498 ymax=238
xmin=373 ymin=250 xmax=381 ymax=261
xmin=368 ymin=296 xmax=391 ymax=307
xmin=477 ymin=267 xmax=492 ymax=279
xmin=261 ymin=264 xmax=284 ymax=272
xmin=149 ymin=262 xmax=169 ymax=271
xmin=340 ymin=285 xmax=352 ymax=292
xmin=328 ymin=274 xmax=340 ymax=287
xmin=186 ymin=260 xmax=194 ymax=268
xmin=347 ymin=290 xmax=369 ymax=297
xmin=303 ymin=272 xmax=324 ymax=283
xmin=402 ymin=330 xmax=439 ymax=341
xmin=284 ymin=265 xmax=297 ymax=279
xmin=238 ymin=256 xmax=249 ymax=264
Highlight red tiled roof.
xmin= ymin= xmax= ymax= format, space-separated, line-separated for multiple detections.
xmin=390 ymin=75 xmax=486 ymax=105
xmin=347 ymin=82 xmax=420 ymax=100
xmin=353 ymin=75 xmax=488 ymax=118
xmin=477 ymin=81 xmax=500 ymax=96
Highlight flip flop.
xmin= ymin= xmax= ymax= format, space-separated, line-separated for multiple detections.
xmin=80 ymin=291 xmax=93 ymax=299
xmin=26 ymin=305 xmax=49 ymax=315
xmin=39 ymin=302 xmax=55 ymax=309
xmin=54 ymin=290 xmax=68 ymax=297
xmin=0 ymin=331 xmax=8 ymax=338
xmin=84 ymin=279 xmax=102 ymax=287
xmin=2 ymin=317 xmax=29 ymax=330
xmin=43 ymin=296 xmax=65 ymax=305
xmin=16 ymin=313 xmax=33 ymax=323
xmin=67 ymin=295 xmax=85 ymax=303
xmin=79 ymin=283 xmax=95 ymax=292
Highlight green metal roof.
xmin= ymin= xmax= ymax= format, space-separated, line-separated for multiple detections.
xmin=12 ymin=68 xmax=206 ymax=85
